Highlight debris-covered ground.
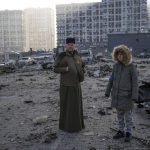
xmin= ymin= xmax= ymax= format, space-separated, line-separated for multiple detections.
xmin=0 ymin=59 xmax=150 ymax=150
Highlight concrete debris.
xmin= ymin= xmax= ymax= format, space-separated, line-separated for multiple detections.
xmin=89 ymin=147 xmax=96 ymax=150
xmin=42 ymin=132 xmax=57 ymax=143
xmin=86 ymin=64 xmax=112 ymax=78
xmin=0 ymin=63 xmax=15 ymax=74
xmin=82 ymin=131 xmax=94 ymax=136
xmin=16 ymin=78 xmax=24 ymax=81
xmin=0 ymin=84 xmax=9 ymax=90
xmin=24 ymin=100 xmax=34 ymax=104
xmin=33 ymin=115 xmax=48 ymax=125
xmin=98 ymin=109 xmax=106 ymax=116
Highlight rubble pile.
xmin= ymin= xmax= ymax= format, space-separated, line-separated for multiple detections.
xmin=86 ymin=64 xmax=112 ymax=78
xmin=0 ymin=63 xmax=16 ymax=74
xmin=0 ymin=57 xmax=150 ymax=150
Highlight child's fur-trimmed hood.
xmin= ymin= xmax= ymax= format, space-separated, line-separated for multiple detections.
xmin=112 ymin=45 xmax=132 ymax=65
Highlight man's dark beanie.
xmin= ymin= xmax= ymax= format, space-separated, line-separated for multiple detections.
xmin=66 ymin=38 xmax=75 ymax=44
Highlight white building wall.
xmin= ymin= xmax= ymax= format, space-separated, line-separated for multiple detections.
xmin=0 ymin=10 xmax=24 ymax=52
xmin=24 ymin=8 xmax=55 ymax=51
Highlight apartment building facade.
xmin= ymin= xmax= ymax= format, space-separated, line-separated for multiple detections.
xmin=102 ymin=0 xmax=148 ymax=44
xmin=24 ymin=8 xmax=55 ymax=51
xmin=56 ymin=0 xmax=149 ymax=53
xmin=148 ymin=0 xmax=150 ymax=30
xmin=0 ymin=10 xmax=24 ymax=52
xmin=56 ymin=2 xmax=102 ymax=52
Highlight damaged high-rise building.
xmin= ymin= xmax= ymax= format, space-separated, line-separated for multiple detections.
xmin=148 ymin=0 xmax=150 ymax=30
xmin=56 ymin=0 xmax=149 ymax=54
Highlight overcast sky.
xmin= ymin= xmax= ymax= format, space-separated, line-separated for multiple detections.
xmin=0 ymin=0 xmax=149 ymax=18
xmin=0 ymin=0 xmax=102 ymax=10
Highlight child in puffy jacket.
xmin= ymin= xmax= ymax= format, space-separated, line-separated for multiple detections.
xmin=105 ymin=45 xmax=138 ymax=142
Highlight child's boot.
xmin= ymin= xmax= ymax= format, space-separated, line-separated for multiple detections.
xmin=124 ymin=132 xmax=132 ymax=142
xmin=113 ymin=130 xmax=125 ymax=139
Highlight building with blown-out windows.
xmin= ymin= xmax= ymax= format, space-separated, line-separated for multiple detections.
xmin=56 ymin=0 xmax=149 ymax=54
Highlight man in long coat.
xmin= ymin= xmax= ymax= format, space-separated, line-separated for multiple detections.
xmin=54 ymin=38 xmax=85 ymax=132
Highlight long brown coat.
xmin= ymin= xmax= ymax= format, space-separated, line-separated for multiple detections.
xmin=54 ymin=51 xmax=85 ymax=132
xmin=105 ymin=45 xmax=138 ymax=111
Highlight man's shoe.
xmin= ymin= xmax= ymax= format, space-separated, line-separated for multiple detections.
xmin=113 ymin=130 xmax=125 ymax=139
xmin=124 ymin=132 xmax=132 ymax=142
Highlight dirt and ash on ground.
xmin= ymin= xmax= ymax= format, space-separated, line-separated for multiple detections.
xmin=0 ymin=60 xmax=150 ymax=150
